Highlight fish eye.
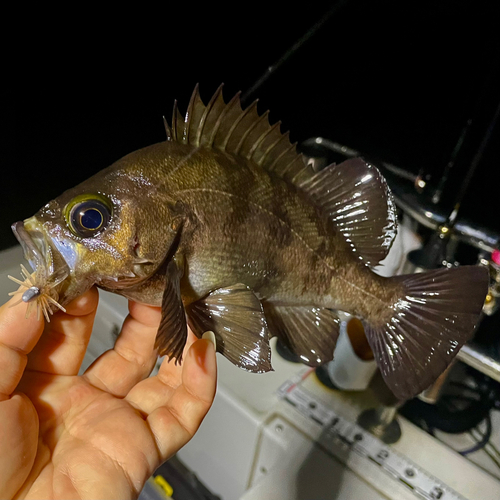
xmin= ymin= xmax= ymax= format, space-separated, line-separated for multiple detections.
xmin=64 ymin=194 xmax=112 ymax=238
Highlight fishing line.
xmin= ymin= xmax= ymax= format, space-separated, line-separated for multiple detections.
xmin=163 ymin=146 xmax=202 ymax=183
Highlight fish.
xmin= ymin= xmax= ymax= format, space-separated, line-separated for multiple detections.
xmin=8 ymin=84 xmax=489 ymax=400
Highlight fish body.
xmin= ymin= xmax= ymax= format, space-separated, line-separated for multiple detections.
xmin=11 ymin=86 xmax=489 ymax=400
xmin=96 ymin=142 xmax=393 ymax=313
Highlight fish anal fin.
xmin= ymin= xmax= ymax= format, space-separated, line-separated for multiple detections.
xmin=364 ymin=265 xmax=489 ymax=401
xmin=155 ymin=260 xmax=187 ymax=364
xmin=298 ymin=157 xmax=398 ymax=267
xmin=263 ymin=302 xmax=340 ymax=366
xmin=186 ymin=283 xmax=273 ymax=373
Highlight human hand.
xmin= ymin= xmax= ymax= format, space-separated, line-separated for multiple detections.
xmin=0 ymin=287 xmax=217 ymax=499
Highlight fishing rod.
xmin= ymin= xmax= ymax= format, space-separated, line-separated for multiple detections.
xmin=446 ymin=97 xmax=500 ymax=228
xmin=240 ymin=0 xmax=352 ymax=106
xmin=408 ymin=95 xmax=500 ymax=271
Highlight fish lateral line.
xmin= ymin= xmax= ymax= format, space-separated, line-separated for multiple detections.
xmin=171 ymin=187 xmax=391 ymax=309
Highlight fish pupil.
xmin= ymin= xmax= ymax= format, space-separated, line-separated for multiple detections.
xmin=80 ymin=208 xmax=103 ymax=230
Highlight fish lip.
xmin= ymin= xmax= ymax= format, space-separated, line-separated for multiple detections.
xmin=12 ymin=221 xmax=48 ymax=274
xmin=11 ymin=219 xmax=69 ymax=285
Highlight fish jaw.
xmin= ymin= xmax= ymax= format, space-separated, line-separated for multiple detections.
xmin=11 ymin=217 xmax=74 ymax=306
xmin=12 ymin=219 xmax=52 ymax=280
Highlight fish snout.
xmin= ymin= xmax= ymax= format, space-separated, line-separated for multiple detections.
xmin=11 ymin=218 xmax=70 ymax=286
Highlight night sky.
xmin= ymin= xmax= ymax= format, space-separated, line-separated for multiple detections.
xmin=2 ymin=0 xmax=499 ymax=251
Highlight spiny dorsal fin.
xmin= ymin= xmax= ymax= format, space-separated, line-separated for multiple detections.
xmin=169 ymin=84 xmax=310 ymax=183
xmin=163 ymin=116 xmax=173 ymax=141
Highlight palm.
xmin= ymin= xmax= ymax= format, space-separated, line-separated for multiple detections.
xmin=0 ymin=288 xmax=216 ymax=500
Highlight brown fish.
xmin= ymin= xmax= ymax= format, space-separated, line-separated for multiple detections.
xmin=9 ymin=85 xmax=489 ymax=400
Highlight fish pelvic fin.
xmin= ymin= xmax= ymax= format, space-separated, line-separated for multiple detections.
xmin=167 ymin=84 xmax=313 ymax=182
xmin=363 ymin=265 xmax=489 ymax=401
xmin=297 ymin=158 xmax=398 ymax=267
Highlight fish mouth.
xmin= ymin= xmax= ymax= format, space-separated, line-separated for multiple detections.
xmin=11 ymin=219 xmax=70 ymax=286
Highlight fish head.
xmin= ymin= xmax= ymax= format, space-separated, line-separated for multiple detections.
xmin=11 ymin=156 xmax=177 ymax=306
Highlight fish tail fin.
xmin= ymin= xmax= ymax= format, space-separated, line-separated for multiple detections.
xmin=363 ymin=265 xmax=489 ymax=400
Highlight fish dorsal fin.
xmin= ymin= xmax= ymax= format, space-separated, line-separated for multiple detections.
xmin=169 ymin=84 xmax=311 ymax=183
xmin=169 ymin=87 xmax=396 ymax=266
xmin=297 ymin=158 xmax=398 ymax=267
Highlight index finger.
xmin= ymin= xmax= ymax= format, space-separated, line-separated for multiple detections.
xmin=26 ymin=287 xmax=99 ymax=376
xmin=0 ymin=295 xmax=44 ymax=401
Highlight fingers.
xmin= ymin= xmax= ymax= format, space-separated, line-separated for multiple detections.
xmin=0 ymin=393 xmax=39 ymax=499
xmin=124 ymin=327 xmax=199 ymax=413
xmin=26 ymin=287 xmax=99 ymax=375
xmin=129 ymin=336 xmax=217 ymax=462
xmin=82 ymin=302 xmax=161 ymax=396
xmin=155 ymin=328 xmax=199 ymax=389
xmin=0 ymin=295 xmax=44 ymax=400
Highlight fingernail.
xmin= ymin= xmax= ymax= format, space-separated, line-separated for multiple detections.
xmin=202 ymin=330 xmax=216 ymax=349
xmin=195 ymin=331 xmax=216 ymax=372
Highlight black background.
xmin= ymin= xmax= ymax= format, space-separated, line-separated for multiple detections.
xmin=2 ymin=0 xmax=499 ymax=251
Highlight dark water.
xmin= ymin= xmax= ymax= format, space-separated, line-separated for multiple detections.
xmin=2 ymin=1 xmax=499 ymax=250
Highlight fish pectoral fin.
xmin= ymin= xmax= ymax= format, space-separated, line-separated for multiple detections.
xmin=297 ymin=157 xmax=397 ymax=268
xmin=186 ymin=283 xmax=273 ymax=373
xmin=155 ymin=260 xmax=187 ymax=364
xmin=263 ymin=303 xmax=340 ymax=366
